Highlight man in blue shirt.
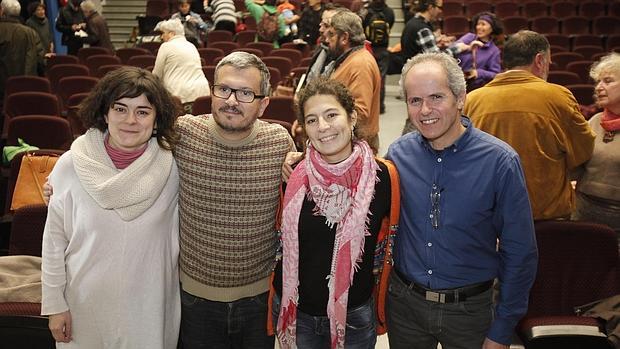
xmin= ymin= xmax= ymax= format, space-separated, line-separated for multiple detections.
xmin=386 ymin=52 xmax=538 ymax=349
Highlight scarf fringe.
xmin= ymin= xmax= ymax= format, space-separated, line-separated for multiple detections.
xmin=278 ymin=141 xmax=378 ymax=349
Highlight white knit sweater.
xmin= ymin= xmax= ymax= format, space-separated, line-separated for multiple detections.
xmin=41 ymin=132 xmax=181 ymax=349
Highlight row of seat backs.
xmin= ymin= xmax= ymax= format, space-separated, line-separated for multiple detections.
xmin=546 ymin=33 xmax=620 ymax=54
xmin=517 ymin=220 xmax=619 ymax=349
xmin=442 ymin=1 xmax=620 ymax=19
xmin=440 ymin=15 xmax=620 ymax=36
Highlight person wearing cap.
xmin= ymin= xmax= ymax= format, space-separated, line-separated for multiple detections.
xmin=455 ymin=12 xmax=503 ymax=92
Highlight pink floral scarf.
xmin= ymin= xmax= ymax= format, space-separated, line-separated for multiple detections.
xmin=277 ymin=140 xmax=378 ymax=349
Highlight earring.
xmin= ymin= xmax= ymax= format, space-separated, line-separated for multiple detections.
xmin=152 ymin=129 xmax=158 ymax=136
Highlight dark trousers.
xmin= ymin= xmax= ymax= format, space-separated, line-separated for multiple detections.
xmin=386 ymin=272 xmax=493 ymax=349
xmin=272 ymin=295 xmax=377 ymax=349
xmin=65 ymin=39 xmax=83 ymax=56
xmin=180 ymin=289 xmax=275 ymax=349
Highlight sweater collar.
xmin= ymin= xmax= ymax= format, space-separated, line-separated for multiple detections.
xmin=71 ymin=129 xmax=173 ymax=221
xmin=487 ymin=70 xmax=544 ymax=87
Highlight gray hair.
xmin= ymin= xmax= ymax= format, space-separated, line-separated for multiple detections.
xmin=215 ymin=51 xmax=271 ymax=96
xmin=399 ymin=52 xmax=466 ymax=99
xmin=330 ymin=10 xmax=366 ymax=47
xmin=590 ymin=52 xmax=620 ymax=82
xmin=1 ymin=0 xmax=21 ymax=17
xmin=80 ymin=0 xmax=96 ymax=12
xmin=156 ymin=18 xmax=185 ymax=36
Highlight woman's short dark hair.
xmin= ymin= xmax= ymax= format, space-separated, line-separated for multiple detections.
xmin=78 ymin=66 xmax=180 ymax=150
xmin=295 ymin=77 xmax=357 ymax=136
xmin=27 ymin=2 xmax=45 ymax=16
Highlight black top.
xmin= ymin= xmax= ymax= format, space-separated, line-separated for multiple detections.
xmin=400 ymin=14 xmax=433 ymax=60
xmin=297 ymin=3 xmax=324 ymax=46
xmin=274 ymin=161 xmax=391 ymax=316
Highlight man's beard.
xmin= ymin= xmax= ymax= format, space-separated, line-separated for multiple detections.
xmin=327 ymin=43 xmax=344 ymax=61
xmin=213 ymin=107 xmax=255 ymax=133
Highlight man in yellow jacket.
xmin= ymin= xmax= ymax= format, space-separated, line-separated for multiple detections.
xmin=464 ymin=30 xmax=595 ymax=220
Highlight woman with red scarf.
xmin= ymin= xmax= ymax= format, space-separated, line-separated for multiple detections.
xmin=574 ymin=52 xmax=620 ymax=234
xmin=272 ymin=78 xmax=391 ymax=349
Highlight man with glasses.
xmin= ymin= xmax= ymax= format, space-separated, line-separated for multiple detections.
xmin=386 ymin=52 xmax=538 ymax=349
xmin=175 ymin=51 xmax=295 ymax=348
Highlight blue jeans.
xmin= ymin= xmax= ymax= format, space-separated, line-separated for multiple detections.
xmin=180 ymin=289 xmax=275 ymax=349
xmin=386 ymin=272 xmax=493 ymax=349
xmin=272 ymin=295 xmax=377 ymax=349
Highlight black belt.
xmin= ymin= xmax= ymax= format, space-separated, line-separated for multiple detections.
xmin=394 ymin=268 xmax=493 ymax=304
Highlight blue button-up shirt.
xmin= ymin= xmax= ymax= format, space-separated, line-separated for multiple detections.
xmin=386 ymin=117 xmax=538 ymax=345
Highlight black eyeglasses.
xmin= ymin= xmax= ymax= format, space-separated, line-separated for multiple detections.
xmin=434 ymin=4 xmax=443 ymax=9
xmin=211 ymin=84 xmax=265 ymax=103
xmin=430 ymin=183 xmax=443 ymax=229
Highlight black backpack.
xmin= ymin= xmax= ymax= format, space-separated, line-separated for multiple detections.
xmin=365 ymin=9 xmax=390 ymax=46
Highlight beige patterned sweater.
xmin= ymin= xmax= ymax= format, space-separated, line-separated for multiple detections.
xmin=175 ymin=115 xmax=294 ymax=302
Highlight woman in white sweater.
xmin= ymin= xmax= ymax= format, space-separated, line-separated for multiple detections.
xmin=153 ymin=18 xmax=211 ymax=114
xmin=41 ymin=66 xmax=181 ymax=348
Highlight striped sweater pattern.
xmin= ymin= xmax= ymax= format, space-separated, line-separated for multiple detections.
xmin=175 ymin=115 xmax=293 ymax=291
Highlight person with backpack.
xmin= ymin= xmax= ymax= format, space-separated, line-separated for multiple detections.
xmin=245 ymin=0 xmax=289 ymax=47
xmin=363 ymin=0 xmax=394 ymax=114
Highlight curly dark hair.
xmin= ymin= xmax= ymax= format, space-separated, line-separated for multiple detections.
xmin=295 ymin=77 xmax=358 ymax=137
xmin=78 ymin=66 xmax=180 ymax=151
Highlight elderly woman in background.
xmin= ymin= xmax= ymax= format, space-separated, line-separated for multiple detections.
xmin=26 ymin=2 xmax=54 ymax=57
xmin=41 ymin=66 xmax=181 ymax=348
xmin=455 ymin=12 xmax=503 ymax=91
xmin=274 ymin=78 xmax=392 ymax=348
xmin=574 ymin=52 xmax=620 ymax=234
xmin=153 ymin=18 xmax=210 ymax=114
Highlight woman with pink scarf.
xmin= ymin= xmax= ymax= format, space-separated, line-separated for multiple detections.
xmin=574 ymin=52 xmax=620 ymax=234
xmin=272 ymin=78 xmax=391 ymax=349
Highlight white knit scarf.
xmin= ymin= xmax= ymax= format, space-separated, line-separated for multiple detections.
xmin=70 ymin=129 xmax=173 ymax=221
xmin=278 ymin=141 xmax=378 ymax=349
